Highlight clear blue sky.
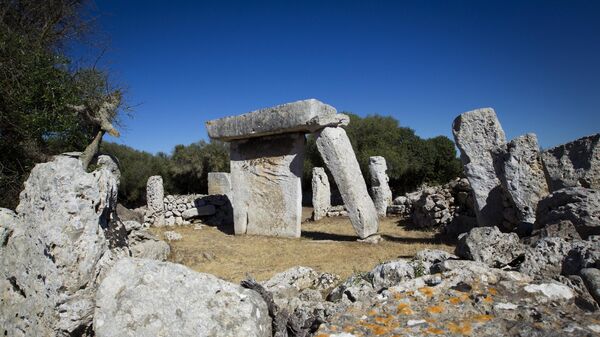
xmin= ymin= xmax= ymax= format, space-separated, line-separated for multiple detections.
xmin=79 ymin=0 xmax=600 ymax=154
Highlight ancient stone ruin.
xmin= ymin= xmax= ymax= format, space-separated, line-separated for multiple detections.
xmin=206 ymin=99 xmax=379 ymax=238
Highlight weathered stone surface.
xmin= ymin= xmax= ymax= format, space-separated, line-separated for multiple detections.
xmin=164 ymin=230 xmax=183 ymax=241
xmin=0 ymin=155 xmax=126 ymax=336
xmin=316 ymin=127 xmax=379 ymax=238
xmin=455 ymin=226 xmax=524 ymax=267
xmin=206 ymin=99 xmax=349 ymax=141
xmin=311 ymin=167 xmax=331 ymax=221
xmin=208 ymin=172 xmax=232 ymax=198
xmin=94 ymin=258 xmax=271 ymax=337
xmin=497 ymin=133 xmax=549 ymax=224
xmin=580 ymin=268 xmax=600 ymax=305
xmin=146 ymin=175 xmax=165 ymax=226
xmin=452 ymin=108 xmax=507 ymax=226
xmin=542 ymin=133 xmax=600 ymax=191
xmin=369 ymin=156 xmax=393 ymax=217
xmin=181 ymin=204 xmax=216 ymax=219
xmin=128 ymin=230 xmax=170 ymax=261
xmin=535 ymin=187 xmax=600 ymax=238
xmin=230 ymin=133 xmax=304 ymax=237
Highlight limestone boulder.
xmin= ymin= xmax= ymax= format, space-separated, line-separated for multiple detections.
xmin=206 ymin=98 xmax=348 ymax=141
xmin=316 ymin=127 xmax=379 ymax=238
xmin=452 ymin=108 xmax=507 ymax=227
xmin=369 ymin=156 xmax=393 ymax=217
xmin=497 ymin=133 xmax=549 ymax=224
xmin=580 ymin=268 xmax=600 ymax=305
xmin=542 ymin=133 xmax=600 ymax=191
xmin=455 ymin=226 xmax=524 ymax=267
xmin=181 ymin=204 xmax=216 ymax=219
xmin=0 ymin=154 xmax=126 ymax=336
xmin=94 ymin=258 xmax=271 ymax=337
xmin=535 ymin=187 xmax=600 ymax=238
xmin=311 ymin=167 xmax=331 ymax=221
xmin=128 ymin=230 xmax=170 ymax=261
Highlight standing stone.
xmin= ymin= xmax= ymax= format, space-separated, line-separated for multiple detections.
xmin=497 ymin=133 xmax=550 ymax=224
xmin=311 ymin=167 xmax=331 ymax=221
xmin=208 ymin=172 xmax=232 ymax=199
xmin=316 ymin=127 xmax=379 ymax=238
xmin=369 ymin=156 xmax=393 ymax=217
xmin=146 ymin=175 xmax=165 ymax=227
xmin=452 ymin=108 xmax=507 ymax=227
xmin=542 ymin=133 xmax=600 ymax=191
xmin=230 ymin=133 xmax=304 ymax=237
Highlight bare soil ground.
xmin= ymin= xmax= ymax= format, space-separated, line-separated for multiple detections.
xmin=150 ymin=207 xmax=454 ymax=283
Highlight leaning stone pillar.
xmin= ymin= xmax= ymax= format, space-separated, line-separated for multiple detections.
xmin=311 ymin=167 xmax=331 ymax=221
xmin=146 ymin=175 xmax=165 ymax=227
xmin=369 ymin=156 xmax=393 ymax=217
xmin=316 ymin=127 xmax=379 ymax=238
xmin=230 ymin=133 xmax=305 ymax=237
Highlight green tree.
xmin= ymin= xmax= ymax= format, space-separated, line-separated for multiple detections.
xmin=0 ymin=0 xmax=123 ymax=208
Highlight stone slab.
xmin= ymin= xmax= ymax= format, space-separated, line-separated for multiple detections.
xmin=230 ymin=133 xmax=304 ymax=237
xmin=452 ymin=107 xmax=507 ymax=227
xmin=206 ymin=99 xmax=349 ymax=141
xmin=208 ymin=172 xmax=232 ymax=199
xmin=316 ymin=127 xmax=379 ymax=238
xmin=311 ymin=167 xmax=331 ymax=221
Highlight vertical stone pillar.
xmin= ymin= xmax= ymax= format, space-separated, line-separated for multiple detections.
xmin=452 ymin=108 xmax=507 ymax=227
xmin=230 ymin=133 xmax=304 ymax=238
xmin=146 ymin=175 xmax=164 ymax=227
xmin=369 ymin=156 xmax=393 ymax=217
xmin=316 ymin=127 xmax=379 ymax=238
xmin=208 ymin=172 xmax=232 ymax=198
xmin=311 ymin=167 xmax=331 ymax=221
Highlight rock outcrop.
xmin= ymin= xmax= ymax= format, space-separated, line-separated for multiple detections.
xmin=369 ymin=156 xmax=393 ymax=217
xmin=311 ymin=167 xmax=331 ymax=221
xmin=497 ymin=133 xmax=549 ymax=224
xmin=455 ymin=226 xmax=524 ymax=267
xmin=452 ymin=108 xmax=507 ymax=227
xmin=316 ymin=127 xmax=379 ymax=238
xmin=94 ymin=258 xmax=271 ymax=337
xmin=0 ymin=154 xmax=127 ymax=336
xmin=542 ymin=133 xmax=600 ymax=191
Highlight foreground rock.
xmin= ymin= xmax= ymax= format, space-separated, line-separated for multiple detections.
xmin=369 ymin=156 xmax=393 ymax=217
xmin=535 ymin=187 xmax=600 ymax=238
xmin=316 ymin=127 xmax=379 ymax=238
xmin=94 ymin=258 xmax=271 ymax=337
xmin=205 ymin=98 xmax=348 ymax=141
xmin=317 ymin=258 xmax=600 ymax=337
xmin=452 ymin=107 xmax=507 ymax=227
xmin=497 ymin=133 xmax=549 ymax=224
xmin=0 ymin=155 xmax=126 ymax=336
xmin=455 ymin=227 xmax=524 ymax=268
xmin=311 ymin=167 xmax=331 ymax=221
xmin=542 ymin=133 xmax=600 ymax=191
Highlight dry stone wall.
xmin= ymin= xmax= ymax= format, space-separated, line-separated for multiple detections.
xmin=162 ymin=194 xmax=232 ymax=227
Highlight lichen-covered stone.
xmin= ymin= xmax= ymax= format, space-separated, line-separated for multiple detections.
xmin=452 ymin=108 xmax=507 ymax=227
xmin=311 ymin=167 xmax=331 ymax=221
xmin=542 ymin=133 xmax=600 ymax=191
xmin=230 ymin=133 xmax=304 ymax=237
xmin=369 ymin=156 xmax=393 ymax=217
xmin=316 ymin=127 xmax=379 ymax=238
xmin=206 ymin=99 xmax=348 ymax=141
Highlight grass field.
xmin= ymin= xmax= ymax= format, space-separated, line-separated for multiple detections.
xmin=150 ymin=207 xmax=454 ymax=283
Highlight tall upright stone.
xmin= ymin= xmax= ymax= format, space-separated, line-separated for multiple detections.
xmin=316 ymin=127 xmax=379 ymax=238
xmin=369 ymin=156 xmax=393 ymax=217
xmin=452 ymin=108 xmax=507 ymax=227
xmin=146 ymin=175 xmax=165 ymax=227
xmin=208 ymin=172 xmax=232 ymax=199
xmin=311 ymin=167 xmax=331 ymax=221
xmin=541 ymin=133 xmax=600 ymax=191
xmin=230 ymin=133 xmax=305 ymax=237
xmin=497 ymin=134 xmax=549 ymax=224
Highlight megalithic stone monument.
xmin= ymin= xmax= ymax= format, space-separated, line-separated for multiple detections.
xmin=205 ymin=99 xmax=379 ymax=238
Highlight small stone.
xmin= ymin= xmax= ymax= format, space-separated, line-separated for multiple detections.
xmin=163 ymin=231 xmax=182 ymax=241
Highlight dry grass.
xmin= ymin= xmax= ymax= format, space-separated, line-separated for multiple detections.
xmin=150 ymin=207 xmax=454 ymax=283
